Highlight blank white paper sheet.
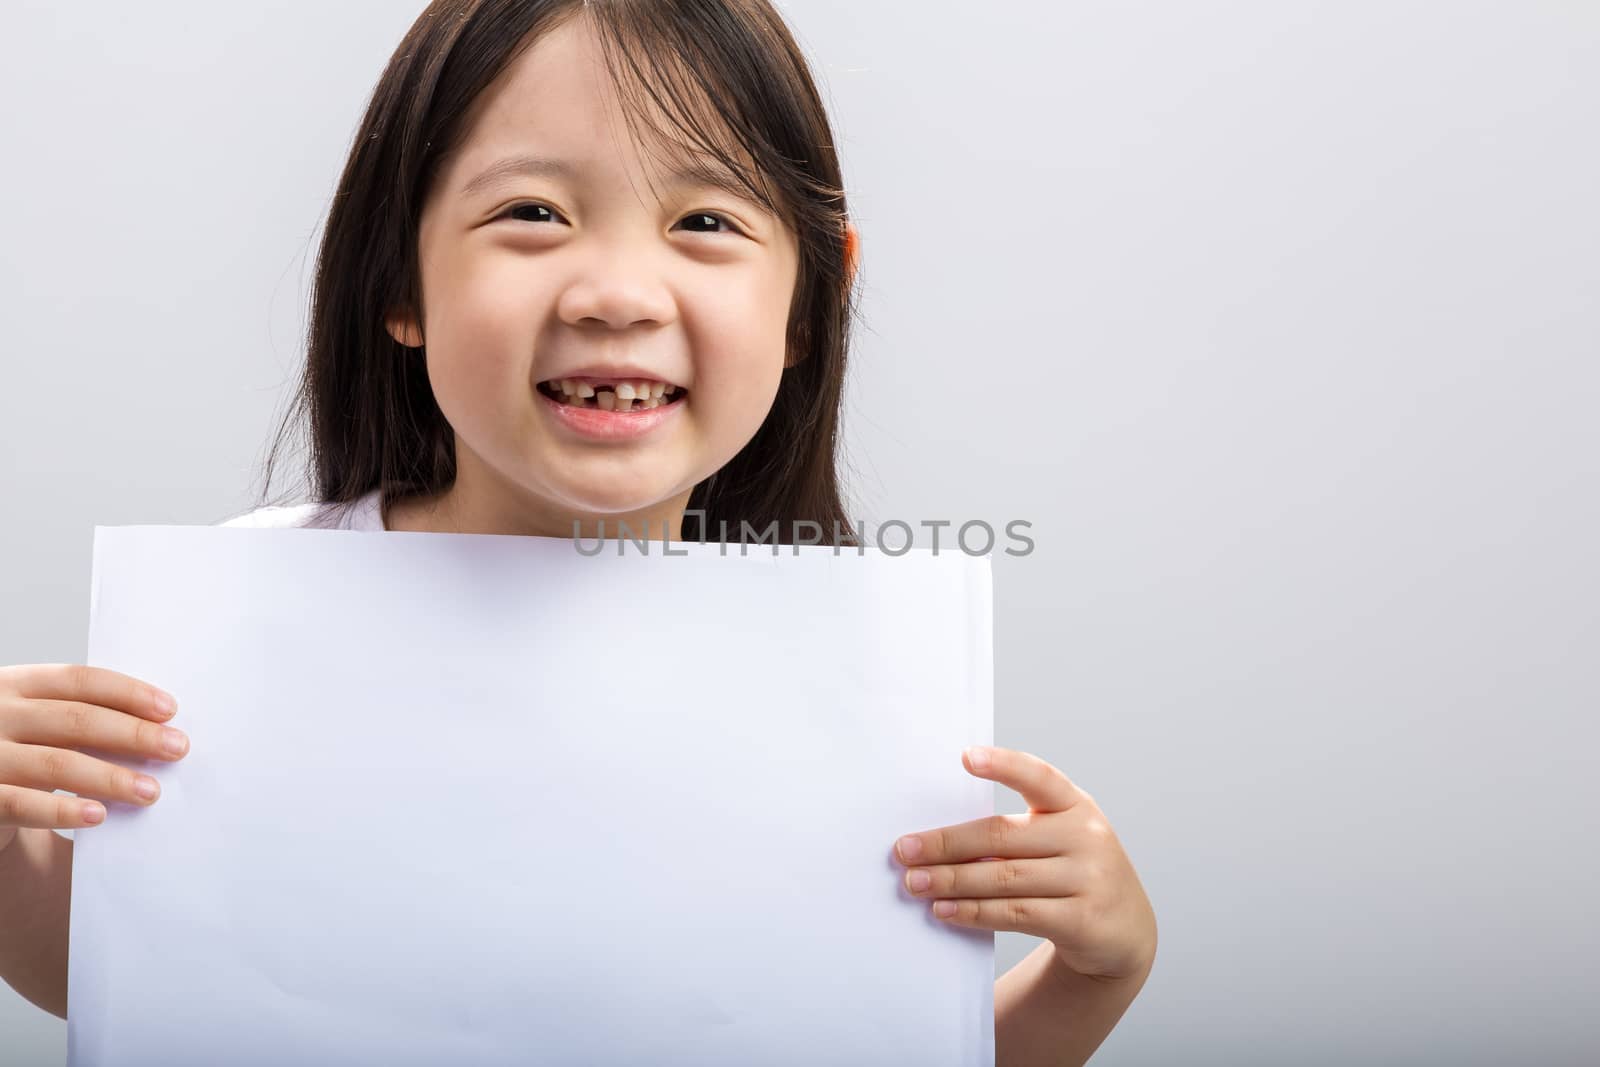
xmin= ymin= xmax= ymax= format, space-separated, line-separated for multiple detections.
xmin=68 ymin=523 xmax=994 ymax=1066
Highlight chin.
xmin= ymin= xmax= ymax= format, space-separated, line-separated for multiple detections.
xmin=548 ymin=486 xmax=680 ymax=526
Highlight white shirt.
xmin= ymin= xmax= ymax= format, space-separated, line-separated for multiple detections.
xmin=216 ymin=488 xmax=385 ymax=531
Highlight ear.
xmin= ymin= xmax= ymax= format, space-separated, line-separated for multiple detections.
xmin=843 ymin=221 xmax=860 ymax=292
xmin=385 ymin=307 xmax=424 ymax=349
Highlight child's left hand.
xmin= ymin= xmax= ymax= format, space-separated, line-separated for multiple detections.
xmin=892 ymin=745 xmax=1157 ymax=983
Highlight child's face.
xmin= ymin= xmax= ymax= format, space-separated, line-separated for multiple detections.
xmin=388 ymin=16 xmax=799 ymax=535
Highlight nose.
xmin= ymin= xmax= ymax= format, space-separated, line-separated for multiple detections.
xmin=555 ymin=250 xmax=677 ymax=331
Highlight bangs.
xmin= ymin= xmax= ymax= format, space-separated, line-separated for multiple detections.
xmin=580 ymin=1 xmax=788 ymax=223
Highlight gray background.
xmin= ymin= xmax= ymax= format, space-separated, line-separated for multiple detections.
xmin=2 ymin=1 xmax=1596 ymax=1064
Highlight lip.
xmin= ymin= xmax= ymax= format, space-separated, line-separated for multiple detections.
xmin=538 ymin=387 xmax=685 ymax=441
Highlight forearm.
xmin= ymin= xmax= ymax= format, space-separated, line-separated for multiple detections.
xmin=995 ymin=941 xmax=1151 ymax=1067
xmin=0 ymin=828 xmax=74 ymax=1019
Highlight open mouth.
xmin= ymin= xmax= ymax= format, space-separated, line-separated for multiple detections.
xmin=537 ymin=377 xmax=687 ymax=412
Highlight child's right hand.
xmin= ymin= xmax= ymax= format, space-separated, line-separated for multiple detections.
xmin=0 ymin=664 xmax=190 ymax=855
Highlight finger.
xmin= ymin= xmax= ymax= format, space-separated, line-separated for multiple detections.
xmin=6 ymin=697 xmax=190 ymax=763
xmin=0 ymin=743 xmax=162 ymax=808
xmin=904 ymin=856 xmax=1080 ymax=901
xmin=896 ymin=810 xmax=1065 ymax=867
xmin=0 ymin=782 xmax=107 ymax=830
xmin=963 ymin=746 xmax=1085 ymax=814
xmin=7 ymin=663 xmax=177 ymax=723
xmin=927 ymin=895 xmax=1069 ymax=939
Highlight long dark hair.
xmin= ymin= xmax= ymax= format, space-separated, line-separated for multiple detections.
xmin=252 ymin=0 xmax=860 ymax=544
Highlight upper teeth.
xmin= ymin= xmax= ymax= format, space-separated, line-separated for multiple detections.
xmin=551 ymin=378 xmax=677 ymax=411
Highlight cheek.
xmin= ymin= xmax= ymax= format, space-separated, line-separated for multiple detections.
xmin=423 ymin=265 xmax=532 ymax=405
xmin=693 ymin=294 xmax=791 ymax=411
xmin=692 ymin=340 xmax=785 ymax=456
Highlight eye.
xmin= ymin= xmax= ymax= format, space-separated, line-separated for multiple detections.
xmin=499 ymin=202 xmax=565 ymax=225
xmin=675 ymin=211 xmax=741 ymax=236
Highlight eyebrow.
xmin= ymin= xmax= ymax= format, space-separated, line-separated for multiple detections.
xmin=459 ymin=153 xmax=761 ymax=208
xmin=460 ymin=154 xmax=579 ymax=197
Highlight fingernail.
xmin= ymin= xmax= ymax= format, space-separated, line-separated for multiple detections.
xmin=907 ymin=870 xmax=931 ymax=892
xmin=161 ymin=728 xmax=189 ymax=756
xmin=966 ymin=746 xmax=991 ymax=770
xmin=133 ymin=776 xmax=160 ymax=802
xmin=153 ymin=689 xmax=177 ymax=717
xmin=82 ymin=802 xmax=105 ymax=824
xmin=896 ymin=835 xmax=922 ymax=862
xmin=934 ymin=901 xmax=956 ymax=917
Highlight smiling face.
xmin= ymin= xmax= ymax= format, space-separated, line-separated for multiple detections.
xmin=384 ymin=13 xmax=800 ymax=538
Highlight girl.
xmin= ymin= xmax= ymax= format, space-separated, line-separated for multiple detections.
xmin=0 ymin=1 xmax=1157 ymax=1062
